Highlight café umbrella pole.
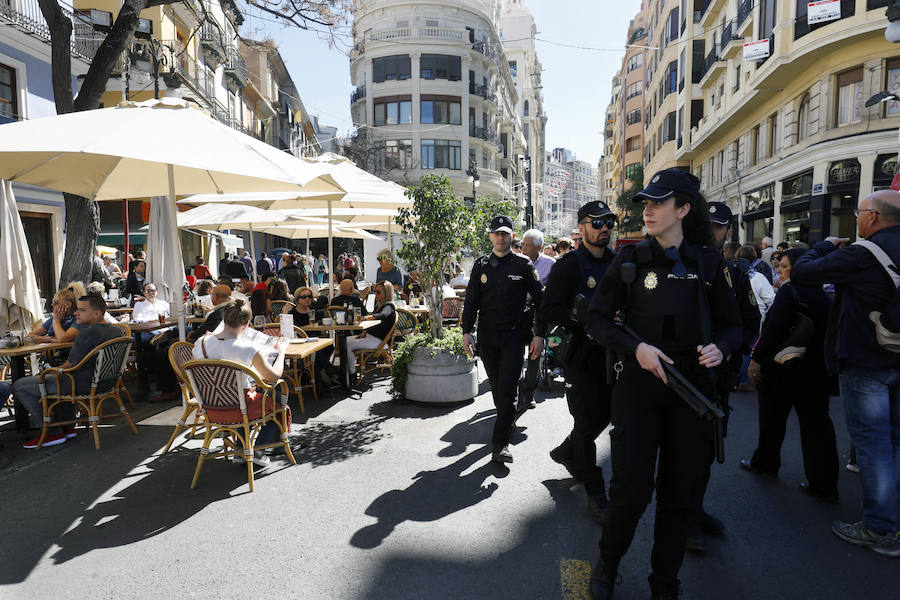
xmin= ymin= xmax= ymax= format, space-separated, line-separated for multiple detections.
xmin=328 ymin=199 xmax=333 ymax=301
xmin=249 ymin=223 xmax=257 ymax=281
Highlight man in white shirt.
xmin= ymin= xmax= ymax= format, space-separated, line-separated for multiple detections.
xmin=521 ymin=228 xmax=556 ymax=286
xmin=132 ymin=284 xmax=170 ymax=323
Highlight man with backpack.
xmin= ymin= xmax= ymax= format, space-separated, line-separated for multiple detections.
xmin=791 ymin=189 xmax=900 ymax=558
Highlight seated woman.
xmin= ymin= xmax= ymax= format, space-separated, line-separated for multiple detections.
xmin=268 ymin=277 xmax=291 ymax=304
xmin=103 ymin=256 xmax=124 ymax=280
xmin=124 ymin=259 xmax=146 ymax=303
xmin=85 ymin=282 xmax=121 ymax=323
xmin=250 ymin=287 xmax=274 ymax=323
xmin=195 ymin=279 xmax=215 ymax=309
xmin=192 ymin=299 xmax=286 ymax=466
xmin=345 ymin=281 xmax=396 ymax=385
xmin=28 ymin=285 xmax=82 ymax=344
xmin=288 ymin=286 xmax=332 ymax=386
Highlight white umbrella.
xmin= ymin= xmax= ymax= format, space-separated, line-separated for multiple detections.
xmin=204 ymin=233 xmax=219 ymax=280
xmin=146 ymin=195 xmax=185 ymax=310
xmin=0 ymin=99 xmax=346 ymax=339
xmin=258 ymin=224 xmax=379 ymax=241
xmin=0 ymin=181 xmax=44 ymax=331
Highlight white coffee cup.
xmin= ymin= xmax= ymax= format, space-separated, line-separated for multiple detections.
xmin=322 ymin=318 xmax=333 ymax=326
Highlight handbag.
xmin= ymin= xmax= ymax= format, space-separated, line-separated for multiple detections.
xmin=772 ymin=283 xmax=814 ymax=367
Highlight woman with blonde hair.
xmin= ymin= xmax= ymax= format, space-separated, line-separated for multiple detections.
xmin=345 ymin=281 xmax=396 ymax=385
xmin=27 ymin=284 xmax=83 ymax=343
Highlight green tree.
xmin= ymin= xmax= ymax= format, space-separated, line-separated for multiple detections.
xmin=616 ymin=165 xmax=645 ymax=235
xmin=395 ymin=175 xmax=472 ymax=339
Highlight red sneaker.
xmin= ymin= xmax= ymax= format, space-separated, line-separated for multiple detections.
xmin=23 ymin=432 xmax=68 ymax=449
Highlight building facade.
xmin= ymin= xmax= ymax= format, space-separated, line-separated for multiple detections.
xmin=1 ymin=0 xmax=91 ymax=299
xmin=349 ymin=0 xmax=526 ymax=211
xmin=602 ymin=73 xmax=623 ymax=208
xmin=545 ymin=147 xmax=598 ymax=236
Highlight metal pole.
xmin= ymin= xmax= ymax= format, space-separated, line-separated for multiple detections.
xmin=328 ymin=199 xmax=334 ymax=301
xmin=167 ymin=164 xmax=186 ymax=342
xmin=249 ymin=223 xmax=257 ymax=281
xmin=123 ymin=199 xmax=130 ymax=271
xmin=525 ymin=156 xmax=533 ymax=229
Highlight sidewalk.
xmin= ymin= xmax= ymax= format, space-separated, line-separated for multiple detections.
xmin=0 ymin=369 xmax=896 ymax=599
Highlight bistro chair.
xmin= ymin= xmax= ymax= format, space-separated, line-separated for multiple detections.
xmin=391 ymin=308 xmax=419 ymax=351
xmin=182 ymin=359 xmax=296 ymax=492
xmin=353 ymin=311 xmax=398 ymax=378
xmin=442 ymin=297 xmax=464 ymax=327
xmin=37 ymin=336 xmax=138 ymax=450
xmin=270 ymin=300 xmax=295 ymax=315
xmin=1 ymin=357 xmax=13 ymax=417
xmin=254 ymin=323 xmax=314 ymax=411
xmin=162 ymin=340 xmax=205 ymax=454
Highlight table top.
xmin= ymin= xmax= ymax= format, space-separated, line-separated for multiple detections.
xmin=0 ymin=340 xmax=73 ymax=357
xmin=300 ymin=320 xmax=379 ymax=333
xmin=396 ymin=305 xmax=430 ymax=314
xmin=107 ymin=307 xmax=133 ymax=314
xmin=284 ymin=337 xmax=334 ymax=359
xmin=125 ymin=321 xmax=178 ymax=333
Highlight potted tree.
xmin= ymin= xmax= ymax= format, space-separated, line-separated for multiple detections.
xmin=390 ymin=175 xmax=478 ymax=403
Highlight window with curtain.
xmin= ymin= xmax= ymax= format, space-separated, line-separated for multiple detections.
xmin=797 ymin=93 xmax=810 ymax=141
xmin=836 ymin=67 xmax=863 ymax=126
xmin=372 ymin=55 xmax=411 ymax=82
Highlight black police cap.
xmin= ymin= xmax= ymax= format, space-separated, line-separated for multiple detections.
xmin=707 ymin=202 xmax=733 ymax=225
xmin=577 ymin=200 xmax=614 ymax=222
xmin=489 ymin=215 xmax=514 ymax=234
xmin=633 ymin=169 xmax=701 ymax=204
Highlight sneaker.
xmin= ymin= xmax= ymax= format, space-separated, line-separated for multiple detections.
xmin=233 ymin=452 xmax=270 ymax=468
xmin=492 ymin=445 xmax=513 ymax=463
xmin=23 ymin=432 xmax=67 ymax=449
xmin=846 ymin=461 xmax=860 ymax=473
xmin=832 ymin=520 xmax=900 ymax=558
xmin=63 ymin=427 xmax=77 ymax=439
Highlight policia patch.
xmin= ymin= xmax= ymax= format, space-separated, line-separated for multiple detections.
xmin=644 ymin=271 xmax=659 ymax=290
xmin=481 ymin=273 xmax=488 ymax=284
xmin=587 ymin=275 xmax=597 ymax=289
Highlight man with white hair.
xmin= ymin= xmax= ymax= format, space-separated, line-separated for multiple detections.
xmin=760 ymin=236 xmax=775 ymax=265
xmin=521 ymin=228 xmax=556 ymax=286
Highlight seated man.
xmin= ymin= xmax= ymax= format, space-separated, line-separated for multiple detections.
xmin=13 ymin=295 xmax=123 ymax=449
xmin=238 ymin=274 xmax=255 ymax=297
xmin=331 ymin=279 xmax=367 ymax=315
xmin=401 ymin=267 xmax=422 ymax=302
xmin=188 ymin=284 xmax=234 ymax=342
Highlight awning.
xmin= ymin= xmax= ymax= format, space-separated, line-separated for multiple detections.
xmin=97 ymin=227 xmax=147 ymax=245
xmin=192 ymin=229 xmax=243 ymax=251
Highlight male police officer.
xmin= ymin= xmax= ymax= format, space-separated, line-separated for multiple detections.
xmin=463 ymin=216 xmax=544 ymax=463
xmin=684 ymin=202 xmax=762 ymax=551
xmin=540 ymin=200 xmax=617 ymax=523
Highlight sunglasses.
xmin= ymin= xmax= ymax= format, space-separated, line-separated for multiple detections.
xmin=298 ymin=295 xmax=313 ymax=299
xmin=582 ymin=218 xmax=617 ymax=230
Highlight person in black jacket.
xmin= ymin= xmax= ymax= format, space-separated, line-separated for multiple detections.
xmin=124 ymin=259 xmax=146 ymax=302
xmin=742 ymin=249 xmax=838 ymax=503
xmin=278 ymin=254 xmax=306 ymax=294
xmin=345 ymin=281 xmax=396 ymax=384
xmin=584 ymin=170 xmax=741 ymax=600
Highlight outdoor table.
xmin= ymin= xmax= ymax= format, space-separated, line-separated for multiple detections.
xmin=0 ymin=341 xmax=73 ymax=431
xmin=301 ymin=320 xmax=379 ymax=388
xmin=107 ymin=307 xmax=133 ymax=315
xmin=125 ymin=321 xmax=177 ymax=390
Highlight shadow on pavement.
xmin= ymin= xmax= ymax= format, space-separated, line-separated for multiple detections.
xmin=368 ymin=398 xmax=471 ymax=421
xmin=289 ymin=415 xmax=388 ymax=467
xmin=349 ymin=444 xmax=505 ymax=550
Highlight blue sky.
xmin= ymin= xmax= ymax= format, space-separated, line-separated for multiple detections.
xmin=243 ymin=0 xmax=644 ymax=166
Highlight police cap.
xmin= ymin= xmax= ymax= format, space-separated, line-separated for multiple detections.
xmin=489 ymin=215 xmax=514 ymax=234
xmin=634 ymin=169 xmax=701 ymax=204
xmin=577 ymin=200 xmax=614 ymax=222
xmin=707 ymin=202 xmax=733 ymax=225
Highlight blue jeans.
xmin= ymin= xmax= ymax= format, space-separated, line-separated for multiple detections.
xmin=839 ymin=367 xmax=900 ymax=534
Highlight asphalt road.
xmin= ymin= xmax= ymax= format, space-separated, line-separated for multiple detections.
xmin=0 ymin=366 xmax=896 ymax=600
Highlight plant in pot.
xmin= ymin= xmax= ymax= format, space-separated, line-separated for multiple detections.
xmin=390 ymin=175 xmax=479 ymax=403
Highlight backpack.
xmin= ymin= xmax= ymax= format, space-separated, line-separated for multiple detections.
xmin=853 ymin=239 xmax=900 ymax=353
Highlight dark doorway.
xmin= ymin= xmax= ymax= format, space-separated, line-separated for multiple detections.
xmin=20 ymin=212 xmax=54 ymax=308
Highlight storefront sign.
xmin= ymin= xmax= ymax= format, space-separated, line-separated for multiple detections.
xmin=743 ymin=39 xmax=770 ymax=62
xmin=808 ymin=0 xmax=840 ymax=25
xmin=828 ymin=159 xmax=861 ymax=185
xmin=876 ymin=154 xmax=898 ymax=180
xmin=745 ymin=183 xmax=775 ymax=213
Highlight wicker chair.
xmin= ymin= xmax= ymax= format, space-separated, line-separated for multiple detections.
xmin=270 ymin=300 xmax=295 ymax=316
xmin=392 ymin=308 xmax=419 ymax=350
xmin=1 ymin=357 xmax=12 ymax=417
xmin=353 ymin=312 xmax=399 ymax=378
xmin=442 ymin=297 xmax=464 ymax=327
xmin=111 ymin=322 xmax=137 ymax=408
xmin=182 ymin=359 xmax=296 ymax=491
xmin=162 ymin=341 xmax=204 ymax=454
xmin=254 ymin=323 xmax=314 ymax=411
xmin=37 ymin=336 xmax=138 ymax=450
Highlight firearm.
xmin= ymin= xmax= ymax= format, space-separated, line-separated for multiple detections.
xmin=619 ymin=322 xmax=726 ymax=463
xmin=557 ymin=294 xmax=591 ymax=364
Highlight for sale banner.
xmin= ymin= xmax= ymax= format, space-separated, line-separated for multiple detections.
xmin=743 ymin=39 xmax=770 ymax=61
xmin=808 ymin=0 xmax=840 ymax=25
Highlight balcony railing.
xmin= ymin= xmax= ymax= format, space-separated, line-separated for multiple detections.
xmin=1 ymin=0 xmax=96 ymax=60
xmin=199 ymin=22 xmax=226 ymax=61
xmin=471 ymin=83 xmax=497 ymax=104
xmin=350 ymin=86 xmax=366 ymax=103
xmin=737 ymin=0 xmax=753 ymax=27
xmin=223 ymin=47 xmax=247 ymax=87
xmin=698 ymin=0 xmax=713 ymax=20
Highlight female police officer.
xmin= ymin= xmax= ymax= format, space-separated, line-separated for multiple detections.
xmin=583 ymin=170 xmax=741 ymax=600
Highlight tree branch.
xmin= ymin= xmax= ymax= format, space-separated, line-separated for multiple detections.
xmin=36 ymin=0 xmax=74 ymax=114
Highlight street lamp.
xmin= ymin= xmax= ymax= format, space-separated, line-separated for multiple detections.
xmin=518 ymin=154 xmax=533 ymax=229
xmin=466 ymin=156 xmax=480 ymax=203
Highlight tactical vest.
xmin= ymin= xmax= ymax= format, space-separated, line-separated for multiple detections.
xmin=572 ymin=247 xmax=613 ymax=301
xmin=623 ymin=241 xmax=705 ymax=356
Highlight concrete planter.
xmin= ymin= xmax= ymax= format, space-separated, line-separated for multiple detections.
xmin=405 ymin=347 xmax=478 ymax=404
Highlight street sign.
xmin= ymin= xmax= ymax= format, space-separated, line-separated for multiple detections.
xmin=808 ymin=0 xmax=840 ymax=25
xmin=743 ymin=39 xmax=770 ymax=62
xmin=812 ymin=183 xmax=823 ymax=194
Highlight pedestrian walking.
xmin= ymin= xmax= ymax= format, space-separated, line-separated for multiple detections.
xmin=789 ymin=189 xmax=900 ymax=558
xmin=742 ymin=248 xmax=839 ymax=503
xmin=539 ymin=201 xmax=616 ymax=524
xmin=257 ymin=252 xmax=274 ymax=278
xmin=462 ymin=215 xmax=543 ymax=464
xmin=584 ymin=170 xmax=741 ymax=600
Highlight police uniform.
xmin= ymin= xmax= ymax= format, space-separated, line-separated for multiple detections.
xmin=584 ymin=170 xmax=741 ymax=600
xmin=539 ymin=200 xmax=616 ymax=521
xmin=462 ymin=215 xmax=543 ymax=462
xmin=688 ymin=202 xmax=762 ymax=549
